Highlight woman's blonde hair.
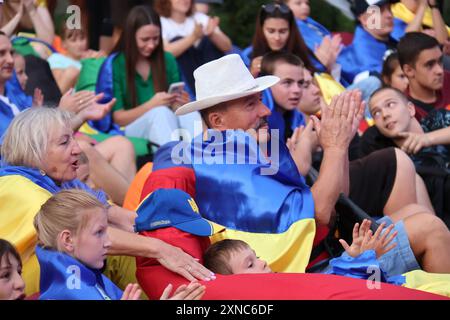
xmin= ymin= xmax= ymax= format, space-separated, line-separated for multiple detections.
xmin=33 ymin=189 xmax=106 ymax=250
xmin=1 ymin=107 xmax=74 ymax=168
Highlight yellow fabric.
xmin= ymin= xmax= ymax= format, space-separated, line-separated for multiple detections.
xmin=79 ymin=122 xmax=100 ymax=135
xmin=314 ymin=73 xmax=345 ymax=105
xmin=391 ymin=3 xmax=450 ymax=37
xmin=210 ymin=218 xmax=316 ymax=273
xmin=402 ymin=270 xmax=450 ymax=297
xmin=0 ymin=175 xmax=139 ymax=297
xmin=0 ymin=175 xmax=52 ymax=295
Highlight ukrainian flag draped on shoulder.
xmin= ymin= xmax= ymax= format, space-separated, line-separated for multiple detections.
xmin=0 ymin=165 xmax=108 ymax=295
xmin=153 ymin=130 xmax=316 ymax=273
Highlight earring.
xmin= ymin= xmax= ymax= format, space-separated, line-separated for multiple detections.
xmin=39 ymin=169 xmax=46 ymax=176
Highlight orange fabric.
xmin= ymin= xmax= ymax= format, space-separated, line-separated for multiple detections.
xmin=123 ymin=163 xmax=153 ymax=211
xmin=52 ymin=35 xmax=67 ymax=55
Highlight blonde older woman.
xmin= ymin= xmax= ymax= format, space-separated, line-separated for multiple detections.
xmin=0 ymin=107 xmax=215 ymax=297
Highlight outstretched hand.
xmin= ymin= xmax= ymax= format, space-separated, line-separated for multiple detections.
xmin=160 ymin=282 xmax=206 ymax=300
xmin=121 ymin=283 xmax=142 ymax=300
xmin=397 ymin=131 xmax=431 ymax=154
xmin=339 ymin=219 xmax=398 ymax=258
xmin=157 ymin=240 xmax=216 ymax=282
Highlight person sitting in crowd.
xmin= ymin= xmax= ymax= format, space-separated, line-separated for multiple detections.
xmin=0 ymin=0 xmax=54 ymax=47
xmin=391 ymin=0 xmax=449 ymax=44
xmin=142 ymin=54 xmax=450 ymax=280
xmin=194 ymin=0 xmax=223 ymax=15
xmin=381 ymin=51 xmax=410 ymax=92
xmin=47 ymin=22 xmax=105 ymax=95
xmin=0 ymin=239 xmax=25 ymax=300
xmin=154 ymin=0 xmax=232 ymax=95
xmin=34 ymin=189 xmax=206 ymax=300
xmin=204 ymin=220 xmax=397 ymax=275
xmin=0 ymin=107 xmax=215 ymax=296
xmin=397 ymin=32 xmax=450 ymax=121
xmin=110 ymin=5 xmax=200 ymax=147
xmin=281 ymin=0 xmax=344 ymax=82
xmin=360 ymin=86 xmax=450 ymax=228
xmin=340 ymin=0 xmax=398 ymax=84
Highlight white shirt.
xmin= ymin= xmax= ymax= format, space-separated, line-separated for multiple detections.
xmin=0 ymin=95 xmax=21 ymax=116
xmin=161 ymin=12 xmax=211 ymax=45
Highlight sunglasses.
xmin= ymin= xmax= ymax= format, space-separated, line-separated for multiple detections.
xmin=261 ymin=3 xmax=291 ymax=15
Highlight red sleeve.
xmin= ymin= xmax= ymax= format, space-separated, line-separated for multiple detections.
xmin=140 ymin=167 xmax=197 ymax=202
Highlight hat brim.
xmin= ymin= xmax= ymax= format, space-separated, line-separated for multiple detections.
xmin=175 ymin=217 xmax=225 ymax=236
xmin=175 ymin=75 xmax=280 ymax=116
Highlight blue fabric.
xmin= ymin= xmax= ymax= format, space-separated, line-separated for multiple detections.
xmin=327 ymin=250 xmax=409 ymax=286
xmin=0 ymin=165 xmax=109 ymax=204
xmin=375 ymin=216 xmax=421 ymax=277
xmin=5 ymin=71 xmax=32 ymax=110
xmin=262 ymin=89 xmax=305 ymax=140
xmin=11 ymin=36 xmax=57 ymax=54
xmin=155 ymin=130 xmax=315 ymax=234
xmin=338 ymin=26 xmax=395 ymax=84
xmin=190 ymin=130 xmax=314 ymax=233
xmin=327 ymin=250 xmax=389 ymax=281
xmin=391 ymin=18 xmax=408 ymax=42
xmin=89 ymin=52 xmax=124 ymax=135
xmin=36 ymin=246 xmax=123 ymax=300
xmin=0 ymin=73 xmax=32 ymax=139
xmin=297 ymin=18 xmax=331 ymax=52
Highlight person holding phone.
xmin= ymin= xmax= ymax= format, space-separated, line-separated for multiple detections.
xmin=111 ymin=5 xmax=201 ymax=148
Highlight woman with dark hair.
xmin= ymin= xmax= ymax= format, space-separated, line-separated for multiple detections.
xmin=245 ymin=2 xmax=317 ymax=77
xmin=154 ymin=0 xmax=232 ymax=95
xmin=111 ymin=5 xmax=200 ymax=147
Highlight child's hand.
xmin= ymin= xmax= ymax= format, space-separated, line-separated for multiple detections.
xmin=160 ymin=282 xmax=206 ymax=300
xmin=120 ymin=283 xmax=141 ymax=300
xmin=339 ymin=219 xmax=398 ymax=258
xmin=360 ymin=222 xmax=398 ymax=258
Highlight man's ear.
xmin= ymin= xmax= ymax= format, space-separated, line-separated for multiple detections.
xmin=358 ymin=13 xmax=368 ymax=28
xmin=407 ymin=101 xmax=416 ymax=118
xmin=58 ymin=230 xmax=75 ymax=253
xmin=402 ymin=63 xmax=415 ymax=79
xmin=208 ymin=112 xmax=224 ymax=130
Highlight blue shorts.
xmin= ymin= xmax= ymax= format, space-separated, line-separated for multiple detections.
xmin=376 ymin=216 xmax=421 ymax=277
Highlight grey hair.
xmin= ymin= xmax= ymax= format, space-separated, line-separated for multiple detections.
xmin=1 ymin=107 xmax=74 ymax=168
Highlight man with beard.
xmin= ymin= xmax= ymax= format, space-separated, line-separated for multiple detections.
xmin=140 ymin=54 xmax=450 ymax=277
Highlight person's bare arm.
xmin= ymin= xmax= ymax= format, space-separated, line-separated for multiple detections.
xmin=0 ymin=3 xmax=23 ymax=36
xmin=405 ymin=0 xmax=427 ymax=33
xmin=309 ymin=91 xmax=362 ymax=226
xmin=77 ymin=140 xmax=130 ymax=206
xmin=163 ymin=23 xmax=203 ymax=58
xmin=112 ymin=92 xmax=176 ymax=126
xmin=398 ymin=126 xmax=450 ymax=154
xmin=205 ymin=17 xmax=232 ymax=53
xmin=428 ymin=0 xmax=448 ymax=44
xmin=23 ymin=0 xmax=54 ymax=44
xmin=106 ymin=227 xmax=216 ymax=282
xmin=52 ymin=68 xmax=80 ymax=95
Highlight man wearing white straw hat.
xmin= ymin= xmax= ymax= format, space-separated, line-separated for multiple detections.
xmin=144 ymin=54 xmax=450 ymax=277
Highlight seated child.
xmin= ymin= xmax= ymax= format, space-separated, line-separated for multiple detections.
xmin=204 ymin=219 xmax=397 ymax=276
xmin=381 ymin=51 xmax=409 ymax=92
xmin=33 ymin=189 xmax=206 ymax=300
xmin=0 ymin=239 xmax=26 ymax=300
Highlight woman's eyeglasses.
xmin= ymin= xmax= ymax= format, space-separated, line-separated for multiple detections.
xmin=261 ymin=3 xmax=291 ymax=15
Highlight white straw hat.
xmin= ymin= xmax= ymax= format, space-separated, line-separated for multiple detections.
xmin=175 ymin=54 xmax=280 ymax=115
